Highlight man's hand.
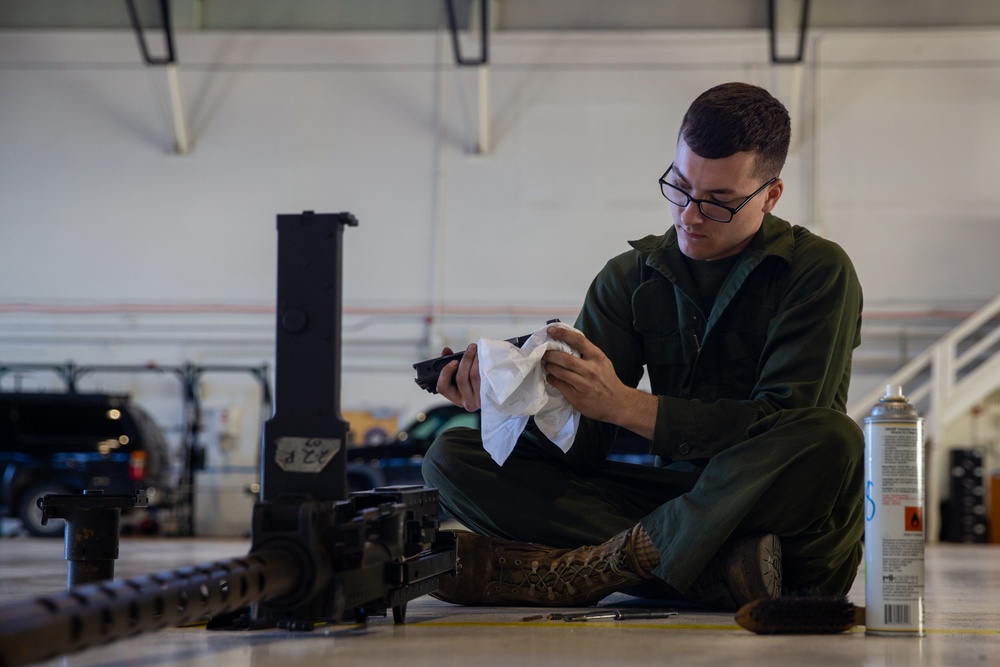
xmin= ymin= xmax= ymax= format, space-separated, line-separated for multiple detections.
xmin=436 ymin=343 xmax=481 ymax=412
xmin=542 ymin=326 xmax=657 ymax=440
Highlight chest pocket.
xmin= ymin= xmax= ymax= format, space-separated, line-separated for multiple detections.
xmin=632 ymin=281 xmax=687 ymax=392
xmin=716 ymin=300 xmax=775 ymax=394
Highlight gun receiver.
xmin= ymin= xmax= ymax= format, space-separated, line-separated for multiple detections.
xmin=413 ymin=319 xmax=561 ymax=393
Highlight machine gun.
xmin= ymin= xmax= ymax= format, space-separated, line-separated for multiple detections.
xmin=0 ymin=212 xmax=456 ymax=667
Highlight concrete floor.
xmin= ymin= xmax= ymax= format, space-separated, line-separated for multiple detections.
xmin=1 ymin=532 xmax=999 ymax=667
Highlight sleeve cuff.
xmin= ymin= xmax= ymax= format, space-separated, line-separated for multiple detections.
xmin=652 ymin=395 xmax=699 ymax=462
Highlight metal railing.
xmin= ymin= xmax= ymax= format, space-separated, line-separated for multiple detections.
xmin=847 ymin=292 xmax=1000 ymax=542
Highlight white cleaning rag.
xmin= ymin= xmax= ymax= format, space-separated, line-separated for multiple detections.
xmin=477 ymin=322 xmax=582 ymax=466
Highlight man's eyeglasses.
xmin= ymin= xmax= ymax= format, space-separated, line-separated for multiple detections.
xmin=659 ymin=164 xmax=776 ymax=223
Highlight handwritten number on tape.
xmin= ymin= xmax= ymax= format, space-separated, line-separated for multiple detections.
xmin=274 ymin=437 xmax=341 ymax=473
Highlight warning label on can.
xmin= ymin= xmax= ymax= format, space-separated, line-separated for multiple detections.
xmin=905 ymin=506 xmax=923 ymax=532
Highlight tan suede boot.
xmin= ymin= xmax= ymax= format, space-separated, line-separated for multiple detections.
xmin=431 ymin=525 xmax=656 ymax=607
xmin=683 ymin=533 xmax=782 ymax=610
xmin=622 ymin=533 xmax=783 ymax=611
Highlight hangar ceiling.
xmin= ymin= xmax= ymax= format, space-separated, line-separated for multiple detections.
xmin=2 ymin=0 xmax=1000 ymax=32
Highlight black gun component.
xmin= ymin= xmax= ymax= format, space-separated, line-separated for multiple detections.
xmin=38 ymin=489 xmax=148 ymax=588
xmin=0 ymin=550 xmax=298 ymax=667
xmin=261 ymin=211 xmax=356 ymax=502
xmin=0 ymin=212 xmax=456 ymax=667
xmin=248 ymin=485 xmax=455 ymax=628
xmin=413 ymin=319 xmax=561 ymax=393
xmin=251 ymin=213 xmax=455 ymax=627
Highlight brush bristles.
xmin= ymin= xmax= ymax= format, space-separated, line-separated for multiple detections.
xmin=736 ymin=596 xmax=863 ymax=634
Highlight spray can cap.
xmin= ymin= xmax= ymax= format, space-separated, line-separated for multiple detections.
xmin=882 ymin=385 xmax=906 ymax=401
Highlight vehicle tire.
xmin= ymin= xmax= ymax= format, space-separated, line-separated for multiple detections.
xmin=16 ymin=481 xmax=73 ymax=538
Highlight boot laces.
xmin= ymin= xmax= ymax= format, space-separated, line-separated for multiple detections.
xmin=499 ymin=550 xmax=639 ymax=600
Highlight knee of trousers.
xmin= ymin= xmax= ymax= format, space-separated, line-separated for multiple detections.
xmin=420 ymin=426 xmax=480 ymax=495
xmin=750 ymin=407 xmax=863 ymax=478
xmin=783 ymin=407 xmax=864 ymax=479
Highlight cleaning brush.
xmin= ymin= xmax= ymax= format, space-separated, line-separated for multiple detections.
xmin=735 ymin=596 xmax=866 ymax=634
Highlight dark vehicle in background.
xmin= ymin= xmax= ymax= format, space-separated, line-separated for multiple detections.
xmin=345 ymin=404 xmax=654 ymax=493
xmin=346 ymin=404 xmax=478 ymax=491
xmin=0 ymin=392 xmax=173 ymax=536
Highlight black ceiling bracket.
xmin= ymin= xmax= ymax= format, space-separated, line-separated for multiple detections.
xmin=124 ymin=0 xmax=188 ymax=153
xmin=444 ymin=0 xmax=490 ymax=66
xmin=124 ymin=0 xmax=176 ymax=66
xmin=768 ymin=0 xmax=811 ymax=64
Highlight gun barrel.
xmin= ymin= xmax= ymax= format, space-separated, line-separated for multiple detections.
xmin=0 ymin=549 xmax=298 ymax=667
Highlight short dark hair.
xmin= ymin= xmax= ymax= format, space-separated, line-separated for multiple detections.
xmin=678 ymin=82 xmax=791 ymax=180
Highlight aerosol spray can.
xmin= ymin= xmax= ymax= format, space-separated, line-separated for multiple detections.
xmin=864 ymin=385 xmax=925 ymax=636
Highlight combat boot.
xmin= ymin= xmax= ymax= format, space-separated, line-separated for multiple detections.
xmin=431 ymin=524 xmax=656 ymax=607
xmin=681 ymin=533 xmax=782 ymax=610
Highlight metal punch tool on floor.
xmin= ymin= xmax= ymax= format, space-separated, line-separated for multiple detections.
xmin=523 ymin=609 xmax=679 ymax=622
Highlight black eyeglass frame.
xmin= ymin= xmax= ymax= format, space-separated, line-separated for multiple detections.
xmin=659 ymin=164 xmax=777 ymax=223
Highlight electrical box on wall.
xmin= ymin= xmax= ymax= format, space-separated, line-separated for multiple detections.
xmin=201 ymin=405 xmax=242 ymax=454
xmin=195 ymin=404 xmax=255 ymax=537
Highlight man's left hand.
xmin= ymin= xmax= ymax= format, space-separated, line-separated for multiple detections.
xmin=542 ymin=326 xmax=656 ymax=439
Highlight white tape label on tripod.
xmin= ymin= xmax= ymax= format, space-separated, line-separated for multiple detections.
xmin=274 ymin=437 xmax=341 ymax=472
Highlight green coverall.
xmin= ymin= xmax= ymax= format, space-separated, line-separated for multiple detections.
xmin=422 ymin=213 xmax=866 ymax=596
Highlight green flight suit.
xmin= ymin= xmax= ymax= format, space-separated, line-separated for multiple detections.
xmin=422 ymin=214 xmax=865 ymax=596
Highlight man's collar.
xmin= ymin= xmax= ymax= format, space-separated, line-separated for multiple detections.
xmin=628 ymin=213 xmax=795 ymax=263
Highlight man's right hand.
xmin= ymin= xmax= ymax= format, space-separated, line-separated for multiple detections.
xmin=436 ymin=343 xmax=482 ymax=411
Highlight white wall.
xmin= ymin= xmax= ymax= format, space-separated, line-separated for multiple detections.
xmin=2 ymin=27 xmax=1000 ymax=531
